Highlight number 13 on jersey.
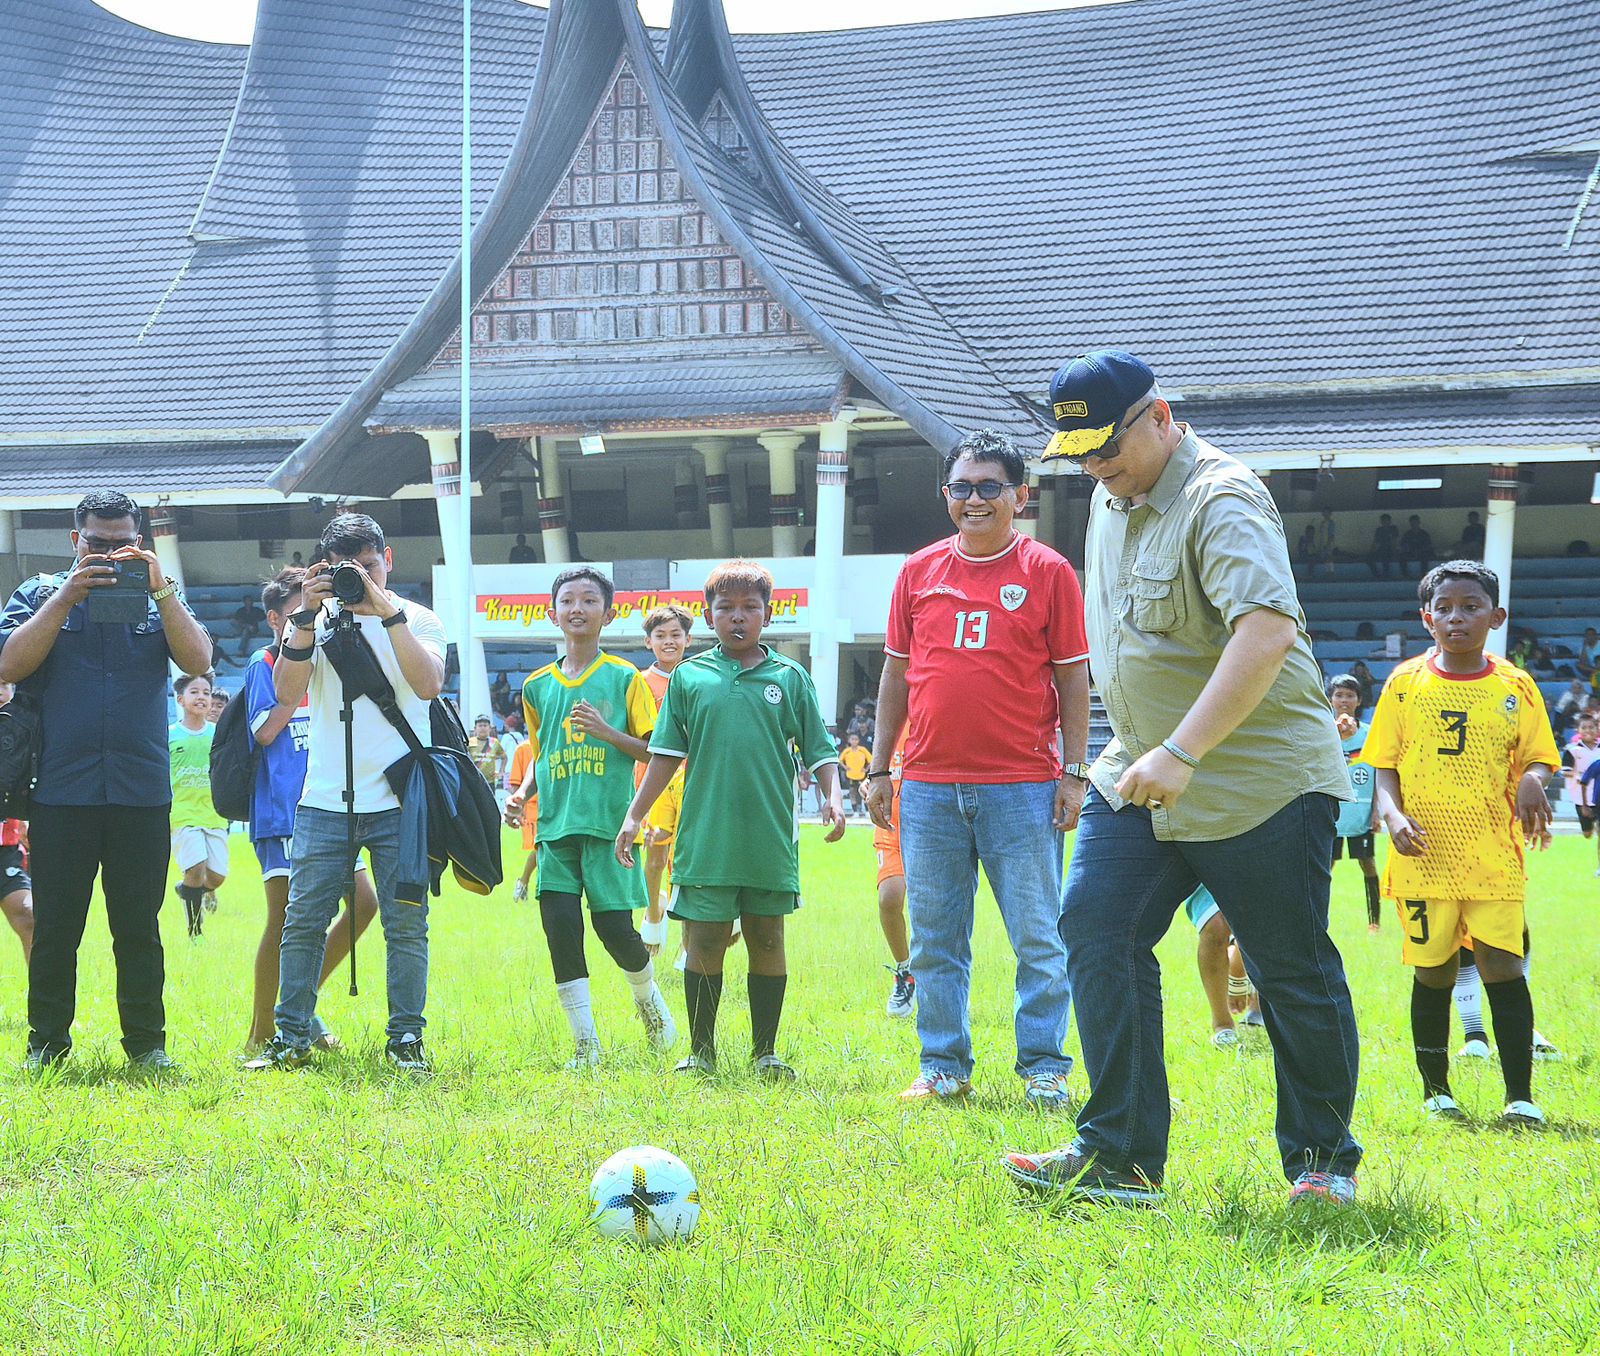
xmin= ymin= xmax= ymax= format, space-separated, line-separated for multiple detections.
xmin=952 ymin=610 xmax=990 ymax=650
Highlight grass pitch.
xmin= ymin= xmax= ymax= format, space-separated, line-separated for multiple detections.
xmin=2 ymin=826 xmax=1598 ymax=1353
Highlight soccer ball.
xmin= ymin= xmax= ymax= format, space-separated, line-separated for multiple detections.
xmin=588 ymin=1145 xmax=701 ymax=1246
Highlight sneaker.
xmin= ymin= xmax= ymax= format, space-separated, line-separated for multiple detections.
xmin=385 ymin=1033 xmax=431 ymax=1073
xmin=753 ymin=1053 xmax=797 ymax=1083
xmin=565 ymin=1038 xmax=603 ymax=1070
xmin=202 ymin=890 xmax=218 ymax=914
xmin=129 ymin=1047 xmax=177 ymax=1074
xmin=885 ymin=966 xmax=916 ymax=1019
xmin=1002 ymin=1146 xmax=1163 ymax=1205
xmin=1423 ymin=1093 xmax=1469 ymax=1123
xmin=1242 ymin=1009 xmax=1266 ymax=1028
xmin=1023 ymin=1071 xmax=1073 ymax=1111
xmin=311 ymin=1031 xmax=343 ymax=1052
xmin=1288 ymin=1170 xmax=1357 ymax=1205
xmin=23 ymin=1045 xmax=69 ymax=1073
xmin=1500 ymin=1099 xmax=1546 ymax=1129
xmin=899 ymin=1071 xmax=973 ymax=1102
xmin=1458 ymin=1037 xmax=1492 ymax=1059
xmin=1532 ymin=1032 xmax=1561 ymax=1062
xmin=634 ymin=985 xmax=677 ymax=1052
xmin=675 ymin=1053 xmax=715 ymax=1075
xmin=1211 ymin=1028 xmax=1241 ymax=1051
xmin=511 ymin=880 xmax=529 ymax=903
xmin=243 ymin=1035 xmax=312 ymax=1072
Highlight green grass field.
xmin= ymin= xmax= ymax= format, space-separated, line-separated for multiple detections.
xmin=2 ymin=825 xmax=1598 ymax=1354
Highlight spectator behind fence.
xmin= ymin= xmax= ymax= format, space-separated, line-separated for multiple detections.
xmin=1399 ymin=516 xmax=1433 ymax=577
xmin=1457 ymin=510 xmax=1485 ymax=558
xmin=1368 ymin=514 xmax=1399 ymax=578
xmin=0 ymin=491 xmax=213 ymax=1072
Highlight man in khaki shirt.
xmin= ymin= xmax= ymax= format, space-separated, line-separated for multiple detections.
xmin=1004 ymin=350 xmax=1362 ymax=1208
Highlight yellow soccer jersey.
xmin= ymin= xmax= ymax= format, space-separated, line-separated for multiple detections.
xmin=1362 ymin=653 xmax=1559 ymax=903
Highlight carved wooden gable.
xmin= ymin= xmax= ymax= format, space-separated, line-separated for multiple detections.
xmin=433 ymin=60 xmax=818 ymax=368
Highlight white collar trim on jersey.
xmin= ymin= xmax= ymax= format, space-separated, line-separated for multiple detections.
xmin=952 ymin=532 xmax=1022 ymax=565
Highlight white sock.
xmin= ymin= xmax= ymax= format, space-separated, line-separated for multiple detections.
xmin=1454 ymin=960 xmax=1486 ymax=1038
xmin=624 ymin=962 xmax=657 ymax=1004
xmin=1523 ymin=952 xmax=1532 ymax=980
xmin=556 ymin=978 xmax=599 ymax=1045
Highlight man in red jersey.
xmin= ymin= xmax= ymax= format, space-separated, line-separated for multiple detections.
xmin=867 ymin=430 xmax=1090 ymax=1111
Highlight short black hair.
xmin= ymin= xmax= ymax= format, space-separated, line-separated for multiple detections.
xmin=262 ymin=565 xmax=306 ymax=615
xmin=319 ymin=512 xmax=385 ymax=561
xmin=552 ymin=565 xmax=614 ymax=608
xmin=1419 ymin=559 xmax=1499 ymax=608
xmin=942 ymin=429 xmax=1026 ymax=484
xmin=173 ymin=671 xmax=212 ymax=699
xmin=1327 ymin=673 xmax=1365 ymax=713
xmin=75 ymin=491 xmax=140 ymax=529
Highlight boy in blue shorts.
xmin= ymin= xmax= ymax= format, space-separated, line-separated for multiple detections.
xmin=507 ymin=566 xmax=676 ymax=1067
xmin=1328 ymin=674 xmax=1382 ymax=933
xmin=617 ymin=559 xmax=846 ymax=1081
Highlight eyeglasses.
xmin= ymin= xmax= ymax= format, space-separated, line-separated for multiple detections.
xmin=1082 ymin=401 xmax=1155 ymax=463
xmin=943 ymin=480 xmax=1019 ymax=501
xmin=79 ymin=536 xmax=138 ymax=553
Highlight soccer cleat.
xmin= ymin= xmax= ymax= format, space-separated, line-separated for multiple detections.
xmin=1211 ymin=1028 xmax=1241 ymax=1051
xmin=1423 ymin=1093 xmax=1469 ymax=1123
xmin=1532 ymin=1031 xmax=1561 ymax=1062
xmin=511 ymin=880 xmax=529 ymax=903
xmin=1002 ymin=1146 xmax=1163 ymax=1205
xmin=202 ymin=890 xmax=218 ymax=914
xmin=1023 ymin=1071 xmax=1073 ymax=1111
xmin=385 ymin=1034 xmax=432 ymax=1073
xmin=899 ymin=1071 xmax=973 ymax=1102
xmin=1288 ymin=1170 xmax=1358 ymax=1205
xmin=634 ymin=985 xmax=677 ymax=1052
xmin=753 ymin=1053 xmax=797 ymax=1083
xmin=1242 ymin=1009 xmax=1266 ymax=1028
xmin=885 ymin=965 xmax=916 ymax=1019
xmin=1500 ymin=1100 xmax=1546 ymax=1129
xmin=23 ymin=1045 xmax=69 ymax=1074
xmin=129 ymin=1047 xmax=177 ymax=1074
xmin=1457 ymin=1037 xmax=1492 ymax=1059
xmin=675 ymin=1054 xmax=715 ymax=1076
xmin=243 ymin=1036 xmax=313 ymax=1072
xmin=565 ymin=1038 xmax=604 ymax=1070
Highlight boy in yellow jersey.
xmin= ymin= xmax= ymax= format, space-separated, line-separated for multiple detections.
xmin=637 ymin=604 xmax=694 ymax=955
xmin=1364 ymin=560 xmax=1559 ymax=1128
xmin=505 ymin=567 xmax=676 ymax=1066
xmin=840 ymin=733 xmax=872 ymax=815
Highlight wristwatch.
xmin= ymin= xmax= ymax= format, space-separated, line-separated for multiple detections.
xmin=1062 ymin=762 xmax=1092 ymax=781
xmin=381 ymin=608 xmax=408 ymax=629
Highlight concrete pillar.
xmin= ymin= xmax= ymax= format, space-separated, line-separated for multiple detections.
xmin=694 ymin=437 xmax=735 ymax=556
xmin=426 ymin=430 xmax=492 ymax=719
xmin=535 ymin=436 xmax=572 ymax=565
xmin=1062 ymin=480 xmax=1092 ymax=567
xmin=1016 ymin=472 xmax=1041 ymax=539
xmin=810 ymin=411 xmax=856 ymax=730
xmin=1035 ymin=472 xmax=1058 ymax=548
xmin=759 ymin=430 xmax=805 ymax=557
xmin=149 ymin=505 xmax=185 ymax=591
xmin=673 ymin=451 xmax=699 ymax=530
xmin=1486 ymin=463 xmax=1518 ymax=658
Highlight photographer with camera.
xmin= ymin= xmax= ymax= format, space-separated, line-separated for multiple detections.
xmin=0 ymin=491 xmax=212 ymax=1071
xmin=246 ymin=514 xmax=446 ymax=1073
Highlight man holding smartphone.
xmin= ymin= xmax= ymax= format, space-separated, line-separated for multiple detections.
xmin=0 ymin=491 xmax=212 ymax=1071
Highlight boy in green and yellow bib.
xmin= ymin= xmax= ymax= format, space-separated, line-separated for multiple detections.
xmin=170 ymin=672 xmax=228 ymax=939
xmin=507 ymin=567 xmax=677 ymax=1067
xmin=618 ymin=559 xmax=846 ymax=1081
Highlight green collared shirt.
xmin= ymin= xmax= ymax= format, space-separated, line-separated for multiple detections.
xmin=1084 ymin=428 xmax=1350 ymax=842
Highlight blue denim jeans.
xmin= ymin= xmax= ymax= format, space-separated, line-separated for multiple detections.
xmin=277 ymin=806 xmax=427 ymax=1047
xmin=900 ymin=779 xmax=1072 ymax=1083
xmin=1059 ymin=789 xmax=1361 ymax=1183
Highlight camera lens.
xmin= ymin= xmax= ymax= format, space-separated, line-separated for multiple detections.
xmin=331 ymin=563 xmax=366 ymax=604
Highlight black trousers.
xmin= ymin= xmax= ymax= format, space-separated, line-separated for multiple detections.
xmin=28 ymin=802 xmax=171 ymax=1057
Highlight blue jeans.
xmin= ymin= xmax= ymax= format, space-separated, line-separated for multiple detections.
xmin=1060 ymin=789 xmax=1361 ymax=1183
xmin=900 ymin=780 xmax=1072 ymax=1082
xmin=277 ymin=806 xmax=427 ymax=1047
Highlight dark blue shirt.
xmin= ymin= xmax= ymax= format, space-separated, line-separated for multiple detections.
xmin=0 ymin=570 xmax=196 ymax=807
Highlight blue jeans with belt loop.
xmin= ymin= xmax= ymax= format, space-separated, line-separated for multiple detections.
xmin=900 ymin=779 xmax=1073 ymax=1083
xmin=1059 ymin=788 xmax=1361 ymax=1183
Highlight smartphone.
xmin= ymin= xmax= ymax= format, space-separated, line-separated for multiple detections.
xmin=86 ymin=557 xmax=151 ymax=625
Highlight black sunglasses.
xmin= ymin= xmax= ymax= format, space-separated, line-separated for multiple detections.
xmin=943 ymin=480 xmax=1019 ymax=501
xmin=1083 ymin=401 xmax=1156 ymax=463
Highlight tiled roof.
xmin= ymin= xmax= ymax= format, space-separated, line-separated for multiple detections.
xmin=0 ymin=442 xmax=294 ymax=501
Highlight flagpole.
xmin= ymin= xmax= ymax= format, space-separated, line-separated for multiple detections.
xmin=458 ymin=0 xmax=476 ymax=719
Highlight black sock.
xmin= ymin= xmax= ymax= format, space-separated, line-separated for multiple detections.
xmin=177 ymin=884 xmax=203 ymax=936
xmin=748 ymin=973 xmax=788 ymax=1060
xmin=1364 ymin=877 xmax=1382 ymax=928
xmin=1484 ymin=977 xmax=1535 ymax=1105
xmin=1411 ymin=979 xmax=1453 ymax=1098
xmin=683 ymin=969 xmax=722 ymax=1064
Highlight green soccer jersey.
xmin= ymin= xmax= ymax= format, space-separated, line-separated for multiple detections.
xmin=523 ymin=652 xmax=657 ymax=841
xmin=650 ymin=644 xmax=837 ymax=893
xmin=169 ymin=721 xmax=224 ymax=829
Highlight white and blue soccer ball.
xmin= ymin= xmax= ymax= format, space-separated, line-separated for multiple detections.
xmin=589 ymin=1145 xmax=701 ymax=1246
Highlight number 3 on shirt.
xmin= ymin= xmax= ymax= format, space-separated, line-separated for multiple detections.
xmin=952 ymin=609 xmax=990 ymax=650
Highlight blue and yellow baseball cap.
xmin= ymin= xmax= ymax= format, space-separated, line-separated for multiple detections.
xmin=1042 ymin=350 xmax=1157 ymax=462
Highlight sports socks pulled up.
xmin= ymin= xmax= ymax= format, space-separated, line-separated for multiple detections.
xmin=1484 ymin=976 xmax=1535 ymax=1105
xmin=748 ymin=972 xmax=787 ymax=1060
xmin=684 ymin=968 xmax=723 ymax=1064
xmin=176 ymin=884 xmax=204 ymax=938
xmin=1363 ymin=876 xmax=1382 ymax=929
xmin=1453 ymin=949 xmax=1487 ymax=1042
xmin=1411 ymin=978 xmax=1453 ymax=1099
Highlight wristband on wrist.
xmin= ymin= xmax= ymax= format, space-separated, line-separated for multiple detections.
xmin=279 ymin=641 xmax=314 ymax=661
xmin=149 ymin=581 xmax=179 ymax=602
xmin=865 ymin=769 xmax=893 ymax=781
xmin=1162 ymin=738 xmax=1201 ymax=769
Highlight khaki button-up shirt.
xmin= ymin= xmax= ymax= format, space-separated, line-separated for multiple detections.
xmin=1085 ymin=428 xmax=1350 ymax=842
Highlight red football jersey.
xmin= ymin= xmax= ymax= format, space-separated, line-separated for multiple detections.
xmin=886 ymin=533 xmax=1088 ymax=783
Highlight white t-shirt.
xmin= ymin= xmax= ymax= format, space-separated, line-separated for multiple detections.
xmin=300 ymin=596 xmax=448 ymax=813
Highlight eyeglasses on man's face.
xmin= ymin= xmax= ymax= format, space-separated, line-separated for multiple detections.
xmin=1081 ymin=401 xmax=1156 ymax=465
xmin=943 ymin=480 xmax=1019 ymax=501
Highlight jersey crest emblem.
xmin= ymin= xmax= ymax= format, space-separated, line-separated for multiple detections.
xmin=1504 ymin=695 xmax=1518 ymax=713
xmin=763 ymin=683 xmax=783 ymax=705
xmin=999 ymin=584 xmax=1028 ymax=612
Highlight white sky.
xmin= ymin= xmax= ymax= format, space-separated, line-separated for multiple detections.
xmin=94 ymin=0 xmax=1120 ymax=45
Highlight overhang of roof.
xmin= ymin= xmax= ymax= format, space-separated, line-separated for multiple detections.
xmin=0 ymin=441 xmax=296 ymax=506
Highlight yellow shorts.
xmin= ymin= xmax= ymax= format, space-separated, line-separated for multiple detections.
xmin=645 ymin=774 xmax=684 ymax=844
xmin=1397 ymin=897 xmax=1526 ymax=967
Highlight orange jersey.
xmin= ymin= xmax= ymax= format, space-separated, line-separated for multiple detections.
xmin=871 ymin=737 xmax=905 ymax=878
xmin=509 ymin=741 xmax=538 ymax=849
xmin=636 ymin=663 xmax=688 ymax=795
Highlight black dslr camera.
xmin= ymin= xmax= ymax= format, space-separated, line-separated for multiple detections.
xmin=330 ymin=561 xmax=368 ymax=605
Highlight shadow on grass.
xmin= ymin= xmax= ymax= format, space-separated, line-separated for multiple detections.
xmin=1205 ymin=1171 xmax=1450 ymax=1259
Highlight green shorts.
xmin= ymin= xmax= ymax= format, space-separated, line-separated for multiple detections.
xmin=538 ymin=835 xmax=646 ymax=912
xmin=668 ymin=884 xmax=799 ymax=923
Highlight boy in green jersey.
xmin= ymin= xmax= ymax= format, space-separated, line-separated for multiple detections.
xmin=170 ymin=672 xmax=227 ymax=939
xmin=506 ymin=567 xmax=677 ymax=1066
xmin=617 ymin=560 xmax=846 ymax=1081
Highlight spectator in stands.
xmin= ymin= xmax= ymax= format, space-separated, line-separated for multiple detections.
xmin=1349 ymin=661 xmax=1376 ymax=706
xmin=846 ymin=700 xmax=875 ymax=746
xmin=290 ymin=551 xmax=306 ymax=568
xmin=1554 ymin=678 xmax=1588 ymax=737
xmin=1294 ymin=525 xmax=1317 ymax=573
xmin=232 ymin=594 xmax=269 ymax=660
xmin=508 ymin=533 xmax=537 ymax=564
xmin=1510 ymin=631 xmax=1538 ymax=670
xmin=1576 ymin=627 xmax=1600 ymax=682
xmin=490 ymin=670 xmax=513 ymax=716
xmin=1314 ymin=510 xmax=1337 ymax=575
xmin=1368 ymin=514 xmax=1399 ymax=578
xmin=1456 ymin=510 xmax=1485 ymax=557
xmin=1399 ymin=516 xmax=1433 ymax=577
